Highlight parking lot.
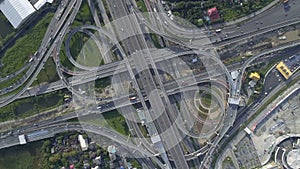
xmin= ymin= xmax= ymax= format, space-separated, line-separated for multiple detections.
xmin=233 ymin=136 xmax=261 ymax=169
xmin=264 ymin=69 xmax=283 ymax=94
xmin=284 ymin=54 xmax=300 ymax=73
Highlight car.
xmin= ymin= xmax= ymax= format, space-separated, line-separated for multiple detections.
xmin=29 ymin=57 xmax=34 ymax=63
xmin=215 ymin=29 xmax=222 ymax=33
xmin=129 ymin=96 xmax=137 ymax=101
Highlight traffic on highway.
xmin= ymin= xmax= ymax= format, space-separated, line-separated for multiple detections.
xmin=0 ymin=0 xmax=300 ymax=168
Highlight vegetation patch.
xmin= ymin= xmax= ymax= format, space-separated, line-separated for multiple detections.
xmin=0 ymin=141 xmax=42 ymax=169
xmin=150 ymin=33 xmax=163 ymax=48
xmin=59 ymin=40 xmax=76 ymax=70
xmin=0 ymin=13 xmax=15 ymax=48
xmin=39 ymin=131 xmax=111 ymax=169
xmin=32 ymin=57 xmax=59 ymax=86
xmin=95 ymin=77 xmax=111 ymax=92
xmin=71 ymin=0 xmax=95 ymax=27
xmin=102 ymin=110 xmax=130 ymax=136
xmin=0 ymin=90 xmax=65 ymax=122
xmin=137 ymin=0 xmax=148 ymax=12
xmin=76 ymin=38 xmax=104 ymax=67
xmin=201 ymin=92 xmax=212 ymax=108
xmin=0 ymin=12 xmax=54 ymax=78
xmin=0 ymin=68 xmax=27 ymax=91
xmin=165 ymin=0 xmax=274 ymax=26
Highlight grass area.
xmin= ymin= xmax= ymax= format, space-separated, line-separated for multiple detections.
xmin=261 ymin=60 xmax=279 ymax=76
xmin=95 ymin=77 xmax=111 ymax=92
xmin=72 ymin=0 xmax=94 ymax=27
xmin=76 ymin=38 xmax=104 ymax=67
xmin=84 ymin=110 xmax=130 ymax=136
xmin=136 ymin=0 xmax=148 ymax=12
xmin=0 ymin=12 xmax=54 ymax=78
xmin=224 ymin=54 xmax=251 ymax=65
xmin=102 ymin=110 xmax=130 ymax=136
xmin=0 ymin=90 xmax=65 ymax=122
xmin=150 ymin=34 xmax=163 ymax=48
xmin=60 ymin=0 xmax=97 ymax=70
xmin=223 ymin=1 xmax=276 ymax=22
xmin=69 ymin=32 xmax=90 ymax=60
xmin=201 ymin=92 xmax=212 ymax=107
xmin=138 ymin=123 xmax=149 ymax=137
xmin=222 ymin=156 xmax=234 ymax=169
xmin=31 ymin=57 xmax=59 ymax=86
xmin=0 ymin=141 xmax=43 ymax=169
xmin=60 ymin=31 xmax=102 ymax=70
xmin=129 ymin=159 xmax=142 ymax=168
xmin=59 ymin=40 xmax=76 ymax=70
xmin=222 ymin=8 xmax=241 ymax=22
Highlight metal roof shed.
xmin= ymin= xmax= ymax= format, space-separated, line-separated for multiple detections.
xmin=0 ymin=0 xmax=36 ymax=28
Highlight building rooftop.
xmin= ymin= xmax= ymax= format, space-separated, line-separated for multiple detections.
xmin=207 ymin=7 xmax=220 ymax=21
xmin=107 ymin=145 xmax=117 ymax=154
xmin=249 ymin=72 xmax=260 ymax=81
xmin=287 ymin=149 xmax=300 ymax=169
xmin=0 ymin=0 xmax=36 ymax=28
xmin=244 ymin=127 xmax=252 ymax=135
xmin=78 ymin=135 xmax=88 ymax=151
xmin=228 ymin=97 xmax=240 ymax=105
xmin=33 ymin=0 xmax=53 ymax=10
xmin=150 ymin=135 xmax=161 ymax=144
xmin=18 ymin=134 xmax=27 ymax=145
xmin=276 ymin=61 xmax=292 ymax=79
xmin=230 ymin=70 xmax=239 ymax=80
xmin=249 ymin=80 xmax=257 ymax=88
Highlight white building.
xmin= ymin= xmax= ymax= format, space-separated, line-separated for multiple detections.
xmin=230 ymin=70 xmax=239 ymax=80
xmin=78 ymin=135 xmax=88 ymax=151
xmin=244 ymin=127 xmax=252 ymax=135
xmin=18 ymin=134 xmax=27 ymax=145
xmin=228 ymin=97 xmax=240 ymax=106
xmin=0 ymin=0 xmax=36 ymax=28
xmin=34 ymin=0 xmax=54 ymax=10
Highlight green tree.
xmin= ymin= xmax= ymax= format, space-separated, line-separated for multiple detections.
xmin=49 ymin=153 xmax=61 ymax=163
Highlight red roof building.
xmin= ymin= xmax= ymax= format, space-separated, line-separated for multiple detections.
xmin=207 ymin=7 xmax=220 ymax=21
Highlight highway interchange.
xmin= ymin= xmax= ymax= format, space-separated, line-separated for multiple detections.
xmin=0 ymin=0 xmax=300 ymax=168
